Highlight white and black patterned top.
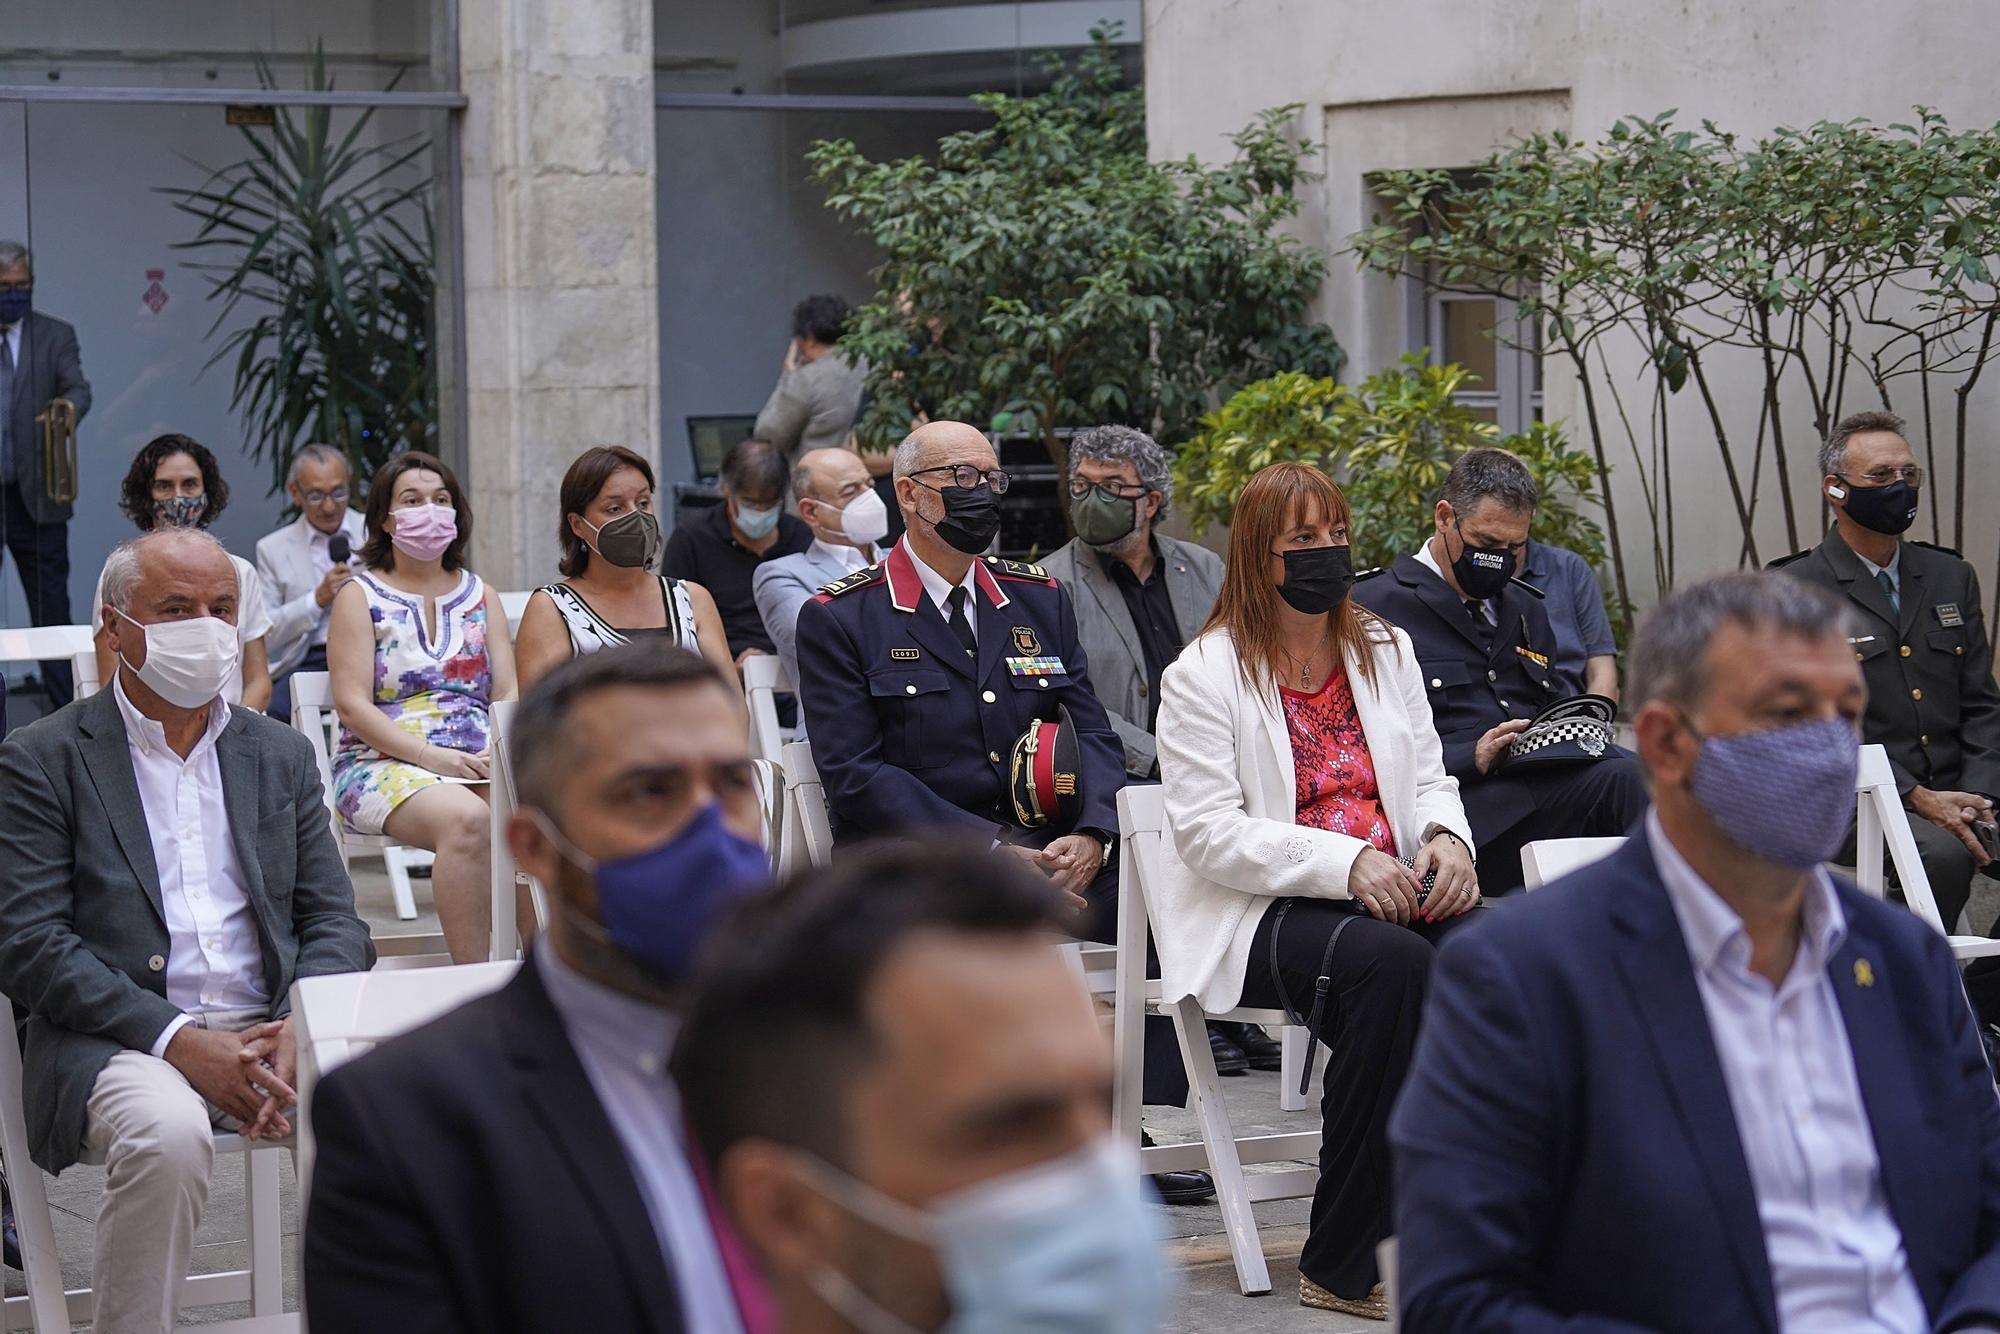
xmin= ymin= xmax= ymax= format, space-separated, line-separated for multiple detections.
xmin=537 ymin=577 xmax=701 ymax=658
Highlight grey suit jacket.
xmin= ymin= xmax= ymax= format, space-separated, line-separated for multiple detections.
xmin=0 ymin=689 xmax=373 ymax=1172
xmin=7 ymin=311 xmax=92 ymax=524
xmin=1041 ymin=534 xmax=1224 ymax=777
xmin=753 ymin=541 xmax=878 ymax=689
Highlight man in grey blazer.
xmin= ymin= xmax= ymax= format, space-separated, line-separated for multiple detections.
xmin=753 ymin=445 xmax=889 ymax=692
xmin=0 ymin=241 xmax=93 ymax=707
xmin=0 ymin=527 xmax=372 ymax=1332
xmin=1042 ymin=427 xmax=1272 ymax=1074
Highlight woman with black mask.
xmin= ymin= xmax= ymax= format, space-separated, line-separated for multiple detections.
xmin=1152 ymin=461 xmax=1478 ymax=1319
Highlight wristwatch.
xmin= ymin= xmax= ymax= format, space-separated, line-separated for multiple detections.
xmin=1081 ymin=827 xmax=1117 ymax=866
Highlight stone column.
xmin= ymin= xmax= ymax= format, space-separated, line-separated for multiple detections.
xmin=457 ymin=0 xmax=659 ymax=589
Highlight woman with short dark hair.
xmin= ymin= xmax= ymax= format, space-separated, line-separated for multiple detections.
xmin=327 ymin=451 xmax=517 ymax=963
xmin=90 ymin=433 xmax=272 ymax=708
xmin=513 ymin=445 xmax=734 ymax=691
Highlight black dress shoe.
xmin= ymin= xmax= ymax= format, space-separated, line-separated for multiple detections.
xmin=1219 ymin=1021 xmax=1284 ymax=1072
xmin=2 ymin=1178 xmax=19 ymax=1271
xmin=1139 ymin=1131 xmax=1216 ymax=1205
xmin=1207 ymin=1022 xmax=1249 ymax=1076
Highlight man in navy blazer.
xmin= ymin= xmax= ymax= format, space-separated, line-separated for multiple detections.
xmin=1393 ymin=571 xmax=2000 ymax=1334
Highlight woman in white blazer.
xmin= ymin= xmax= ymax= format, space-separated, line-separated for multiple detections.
xmin=1155 ymin=462 xmax=1478 ymax=1320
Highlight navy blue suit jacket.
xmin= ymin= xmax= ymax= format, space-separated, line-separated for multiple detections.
xmin=1391 ymin=825 xmax=2000 ymax=1333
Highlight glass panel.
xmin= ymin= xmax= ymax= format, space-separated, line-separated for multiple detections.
xmin=1440 ymin=297 xmax=1499 ymax=388
xmin=1453 ymin=398 xmax=1501 ymax=427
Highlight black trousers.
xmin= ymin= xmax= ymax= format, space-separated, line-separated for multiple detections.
xmin=1 ymin=482 xmax=72 ymax=707
xmin=1837 ymin=806 xmax=1981 ymax=937
xmin=1238 ymin=899 xmax=1470 ymax=1299
xmin=269 ymin=643 xmax=330 ymax=724
xmin=1476 ymin=756 xmax=1649 ymax=895
xmin=1074 ymin=864 xmax=1190 ymax=1109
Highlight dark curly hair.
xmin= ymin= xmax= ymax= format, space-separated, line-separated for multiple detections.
xmin=360 ymin=451 xmax=473 ymax=572
xmin=119 ymin=434 xmax=229 ymax=531
xmin=791 ymin=293 xmax=850 ymax=347
xmin=558 ymin=445 xmax=656 ymax=578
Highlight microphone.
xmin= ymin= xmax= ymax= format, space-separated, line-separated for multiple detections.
xmin=328 ymin=533 xmax=352 ymax=565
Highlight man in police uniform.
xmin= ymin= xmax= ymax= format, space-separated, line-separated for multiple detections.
xmin=794 ymin=419 xmax=1209 ymax=1201
xmin=1771 ymin=410 xmax=2000 ymax=935
xmin=1354 ymin=448 xmax=1647 ymax=895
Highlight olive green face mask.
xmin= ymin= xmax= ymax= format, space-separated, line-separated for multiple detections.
xmin=1070 ymin=486 xmax=1141 ymax=547
xmin=585 ymin=509 xmax=663 ymax=569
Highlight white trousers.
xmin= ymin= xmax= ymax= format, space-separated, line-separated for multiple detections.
xmin=78 ymin=1008 xmax=266 ymax=1334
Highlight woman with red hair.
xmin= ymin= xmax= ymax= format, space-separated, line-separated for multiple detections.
xmin=1154 ymin=461 xmax=1477 ymax=1318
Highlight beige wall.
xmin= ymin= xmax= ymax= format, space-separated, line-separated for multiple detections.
xmin=1146 ymin=0 xmax=2000 ymax=606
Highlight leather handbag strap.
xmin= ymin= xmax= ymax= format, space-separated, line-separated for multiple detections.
xmin=1266 ymin=900 xmax=1360 ymax=1097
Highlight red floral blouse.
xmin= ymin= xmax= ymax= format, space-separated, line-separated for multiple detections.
xmin=1282 ymin=665 xmax=1397 ymax=856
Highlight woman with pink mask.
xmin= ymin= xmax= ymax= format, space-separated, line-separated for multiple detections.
xmin=329 ymin=451 xmax=518 ymax=962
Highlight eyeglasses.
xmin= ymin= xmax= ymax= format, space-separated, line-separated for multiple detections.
xmin=1068 ymin=478 xmax=1149 ymax=500
xmin=1839 ymin=466 xmax=1924 ymax=488
xmin=302 ymin=486 xmax=351 ymax=506
xmin=910 ymin=464 xmax=1012 ymax=495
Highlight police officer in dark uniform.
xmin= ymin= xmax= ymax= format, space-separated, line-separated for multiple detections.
xmin=794 ymin=419 xmax=1210 ymax=1202
xmin=1770 ymin=410 xmax=2000 ymax=935
xmin=1353 ymin=449 xmax=1647 ymax=894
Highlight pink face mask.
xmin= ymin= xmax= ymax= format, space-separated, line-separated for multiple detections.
xmin=390 ymin=502 xmax=458 ymax=563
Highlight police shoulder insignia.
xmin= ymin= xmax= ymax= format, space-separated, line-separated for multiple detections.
xmin=817 ymin=565 xmax=883 ymax=598
xmin=1353 ymin=566 xmax=1387 ymax=581
xmin=988 ymin=556 xmax=1053 ymax=582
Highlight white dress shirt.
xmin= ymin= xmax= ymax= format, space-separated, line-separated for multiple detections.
xmin=1650 ymin=812 xmax=1926 ymax=1332
xmin=255 ymin=510 xmax=365 ymax=674
xmin=809 ymin=536 xmax=872 ymax=577
xmin=113 ymin=676 xmax=269 ymax=1059
xmin=2 ymin=317 xmax=20 ymax=369
xmin=1854 ymin=545 xmax=1904 ymax=606
xmin=908 ymin=545 xmax=983 ymax=645
xmin=537 ymin=939 xmax=745 ymax=1334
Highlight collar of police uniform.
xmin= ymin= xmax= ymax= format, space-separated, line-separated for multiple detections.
xmin=884 ymin=537 xmax=1010 ymax=614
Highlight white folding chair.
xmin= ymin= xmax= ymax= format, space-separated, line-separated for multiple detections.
xmin=781 ymin=740 xmax=834 ymax=870
xmin=0 ymin=1019 xmax=291 ymax=1333
xmin=292 ymin=962 xmax=520 ymax=1214
xmin=68 ymin=647 xmax=100 ymax=699
xmin=497 ymin=590 xmax=534 ymax=632
xmin=1111 ymin=784 xmax=1318 ymax=1296
xmin=487 ymin=698 xmax=546 ymax=959
xmin=1854 ymin=742 xmax=2000 ymax=959
xmin=742 ymin=654 xmax=794 ymax=768
xmin=288 ymin=672 xmax=444 ymax=956
xmin=1520 ymin=836 xmax=1627 ymax=889
xmin=0 ymin=625 xmax=97 ymax=710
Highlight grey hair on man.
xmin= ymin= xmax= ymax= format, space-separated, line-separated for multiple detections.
xmin=100 ymin=527 xmax=236 ymax=615
xmin=0 ymin=241 xmax=29 ymax=272
xmin=287 ymin=443 xmax=351 ymax=488
xmin=1441 ymin=446 xmax=1538 ymax=515
xmin=1819 ymin=410 xmax=1907 ymax=479
xmin=1067 ymin=425 xmax=1172 ymax=518
xmin=1628 ymin=571 xmax=1854 ymax=714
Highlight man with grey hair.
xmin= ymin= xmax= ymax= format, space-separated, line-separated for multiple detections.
xmin=1356 ymin=446 xmax=1646 ymax=893
xmin=1771 ymin=409 xmax=2000 ymax=937
xmin=0 ymin=526 xmax=370 ymax=1332
xmin=0 ymin=239 xmax=92 ymax=707
xmin=1393 ymin=570 xmax=2000 ymax=1332
xmin=254 ymin=443 xmax=364 ymax=721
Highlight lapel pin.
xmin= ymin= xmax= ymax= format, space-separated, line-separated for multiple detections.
xmin=1853 ymin=958 xmax=1875 ymax=988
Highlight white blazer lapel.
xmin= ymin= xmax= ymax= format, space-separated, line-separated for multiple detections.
xmin=1243 ymin=658 xmax=1295 ymax=817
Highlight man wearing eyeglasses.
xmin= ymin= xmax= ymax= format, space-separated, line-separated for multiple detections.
xmin=1772 ymin=410 xmax=2000 ymax=939
xmin=254 ymin=444 xmax=364 ymax=722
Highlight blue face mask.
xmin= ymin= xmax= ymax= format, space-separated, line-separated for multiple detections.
xmin=1687 ymin=715 xmax=1858 ymax=869
xmin=535 ymin=801 xmax=769 ymax=981
xmin=799 ymin=1136 xmax=1175 ymax=1334
xmin=733 ymin=500 xmax=782 ymax=541
xmin=0 ymin=288 xmax=30 ymax=325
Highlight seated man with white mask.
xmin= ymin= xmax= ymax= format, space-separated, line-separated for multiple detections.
xmin=0 ymin=527 xmax=372 ymax=1334
xmin=753 ymin=445 xmax=890 ymax=692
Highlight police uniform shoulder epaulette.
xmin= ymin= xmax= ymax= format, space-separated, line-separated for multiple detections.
xmin=1767 ymin=549 xmax=1813 ymax=569
xmin=1911 ymin=539 xmax=1964 ymax=558
xmin=816 ymin=565 xmax=884 ymax=598
xmin=1354 ymin=565 xmax=1388 ymax=581
xmin=1508 ymin=576 xmax=1546 ymax=598
xmin=985 ymin=556 xmax=1056 ymax=584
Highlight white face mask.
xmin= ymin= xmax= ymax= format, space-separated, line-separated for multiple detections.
xmin=825 ymin=488 xmax=890 ymax=548
xmin=114 ymin=608 xmax=239 ymax=709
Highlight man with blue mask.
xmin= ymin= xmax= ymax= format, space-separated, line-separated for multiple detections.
xmin=677 ymin=839 xmax=1174 ymax=1334
xmin=306 ymin=646 xmax=774 ymax=1334
xmin=663 ymin=435 xmax=811 ymax=674
xmin=1393 ymin=572 xmax=2000 ymax=1333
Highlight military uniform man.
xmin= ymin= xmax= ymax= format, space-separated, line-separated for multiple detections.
xmin=794 ymin=419 xmax=1210 ymax=1203
xmin=1354 ymin=449 xmax=1647 ymax=894
xmin=1771 ymin=409 xmax=2000 ymax=934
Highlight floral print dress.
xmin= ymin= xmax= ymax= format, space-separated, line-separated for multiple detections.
xmin=1282 ymin=665 xmax=1398 ymax=856
xmin=332 ymin=570 xmax=493 ymax=835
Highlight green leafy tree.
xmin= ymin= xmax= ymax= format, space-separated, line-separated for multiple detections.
xmin=808 ymin=27 xmax=1340 ymax=460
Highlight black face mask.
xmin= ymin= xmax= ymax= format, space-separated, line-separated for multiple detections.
xmin=1833 ymin=479 xmax=1919 ymax=536
xmin=929 ymin=483 xmax=1002 ymax=555
xmin=1275 ymin=545 xmax=1354 ymax=615
xmin=1449 ymin=526 xmax=1517 ymax=599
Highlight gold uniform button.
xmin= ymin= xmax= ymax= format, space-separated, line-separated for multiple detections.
xmin=1958 ymin=646 xmax=1966 ymax=655
xmin=1900 ymin=645 xmax=1912 ymax=657
xmin=989 ymin=751 xmax=1002 ymax=763
xmin=1921 ymin=735 xmax=1931 ymax=746
xmin=982 ymin=690 xmax=997 ymax=704
xmin=904 ymin=685 xmax=917 ymax=696
xmin=1911 ymin=688 xmax=1923 ymax=701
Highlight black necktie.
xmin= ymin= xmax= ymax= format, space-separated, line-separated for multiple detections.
xmin=946 ymin=587 xmax=977 ymax=658
xmin=1464 ymin=597 xmax=1494 ymax=648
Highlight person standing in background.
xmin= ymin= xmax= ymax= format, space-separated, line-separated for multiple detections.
xmin=0 ymin=240 xmax=92 ymax=708
xmin=754 ymin=294 xmax=868 ymax=461
xmin=255 ymin=444 xmax=364 ymax=722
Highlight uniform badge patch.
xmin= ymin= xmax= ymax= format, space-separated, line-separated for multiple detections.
xmin=1938 ymin=603 xmax=1965 ymax=627
xmin=1011 ymin=625 xmax=1042 ymax=655
xmin=890 ymin=647 xmax=920 ymax=661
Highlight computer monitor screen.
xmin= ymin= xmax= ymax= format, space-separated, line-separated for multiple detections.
xmin=685 ymin=415 xmax=760 ymax=483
